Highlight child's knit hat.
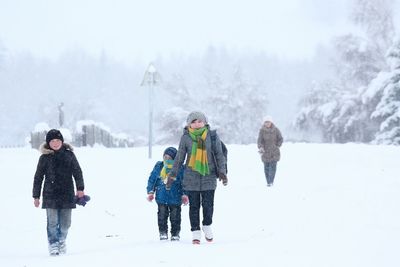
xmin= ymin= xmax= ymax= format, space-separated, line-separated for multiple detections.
xmin=163 ymin=147 xmax=177 ymax=160
xmin=46 ymin=129 xmax=64 ymax=145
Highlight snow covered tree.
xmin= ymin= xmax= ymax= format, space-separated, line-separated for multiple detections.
xmin=294 ymin=79 xmax=374 ymax=143
xmin=294 ymin=0 xmax=396 ymax=144
xmin=329 ymin=0 xmax=394 ymax=91
xmin=164 ymin=73 xmax=193 ymax=110
xmin=156 ymin=107 xmax=188 ymax=145
xmin=155 ymin=71 xmax=195 ymax=144
xmin=332 ymin=34 xmax=382 ymax=89
xmin=366 ymin=39 xmax=400 ymax=144
xmin=294 ymin=81 xmax=340 ymax=142
xmin=351 ymin=0 xmax=395 ymax=64
xmin=203 ymin=64 xmax=268 ymax=144
xmin=156 ymin=54 xmax=269 ymax=145
xmin=329 ymin=89 xmax=374 ymax=143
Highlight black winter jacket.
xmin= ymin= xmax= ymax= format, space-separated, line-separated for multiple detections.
xmin=32 ymin=143 xmax=84 ymax=209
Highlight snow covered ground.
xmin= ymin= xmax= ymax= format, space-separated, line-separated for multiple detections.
xmin=0 ymin=143 xmax=399 ymax=267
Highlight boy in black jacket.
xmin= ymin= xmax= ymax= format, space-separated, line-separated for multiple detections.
xmin=32 ymin=129 xmax=85 ymax=256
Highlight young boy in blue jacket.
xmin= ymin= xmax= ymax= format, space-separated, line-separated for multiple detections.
xmin=146 ymin=147 xmax=188 ymax=241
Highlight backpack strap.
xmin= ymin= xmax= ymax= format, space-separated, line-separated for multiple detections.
xmin=210 ymin=130 xmax=217 ymax=150
xmin=209 ymin=130 xmax=219 ymax=175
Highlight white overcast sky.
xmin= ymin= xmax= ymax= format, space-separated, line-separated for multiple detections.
xmin=0 ymin=0 xmax=398 ymax=63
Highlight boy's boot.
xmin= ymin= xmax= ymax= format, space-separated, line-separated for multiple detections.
xmin=59 ymin=240 xmax=67 ymax=254
xmin=48 ymin=242 xmax=59 ymax=256
xmin=159 ymin=232 xmax=168 ymax=241
xmin=171 ymin=235 xmax=180 ymax=241
xmin=171 ymin=231 xmax=180 ymax=241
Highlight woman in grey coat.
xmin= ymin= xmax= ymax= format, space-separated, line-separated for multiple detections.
xmin=166 ymin=111 xmax=227 ymax=244
xmin=257 ymin=115 xmax=283 ymax=186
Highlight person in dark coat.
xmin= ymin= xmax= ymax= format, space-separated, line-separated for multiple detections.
xmin=257 ymin=116 xmax=283 ymax=186
xmin=166 ymin=111 xmax=227 ymax=244
xmin=146 ymin=147 xmax=187 ymax=241
xmin=32 ymin=129 xmax=85 ymax=256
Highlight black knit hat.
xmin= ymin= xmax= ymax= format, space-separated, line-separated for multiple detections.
xmin=163 ymin=147 xmax=177 ymax=160
xmin=46 ymin=129 xmax=64 ymax=145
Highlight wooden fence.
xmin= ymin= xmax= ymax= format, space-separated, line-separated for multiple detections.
xmin=30 ymin=131 xmax=47 ymax=150
xmin=30 ymin=122 xmax=134 ymax=149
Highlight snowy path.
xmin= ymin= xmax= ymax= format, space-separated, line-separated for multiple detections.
xmin=0 ymin=143 xmax=399 ymax=267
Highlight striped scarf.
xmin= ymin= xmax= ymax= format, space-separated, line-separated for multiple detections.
xmin=160 ymin=159 xmax=174 ymax=184
xmin=188 ymin=127 xmax=209 ymax=176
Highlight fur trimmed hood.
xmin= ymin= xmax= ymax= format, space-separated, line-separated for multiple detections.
xmin=39 ymin=142 xmax=74 ymax=155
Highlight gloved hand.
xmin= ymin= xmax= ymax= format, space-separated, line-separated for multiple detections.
xmin=181 ymin=195 xmax=189 ymax=205
xmin=219 ymin=173 xmax=228 ymax=186
xmin=74 ymin=194 xmax=91 ymax=207
xmin=147 ymin=193 xmax=154 ymax=202
xmin=165 ymin=175 xmax=176 ymax=190
xmin=258 ymin=147 xmax=265 ymax=154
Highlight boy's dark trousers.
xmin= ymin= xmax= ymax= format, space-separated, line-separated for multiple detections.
xmin=157 ymin=203 xmax=181 ymax=236
xmin=187 ymin=190 xmax=215 ymax=231
xmin=46 ymin=208 xmax=72 ymax=245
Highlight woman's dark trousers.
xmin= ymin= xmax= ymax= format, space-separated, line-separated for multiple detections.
xmin=187 ymin=190 xmax=215 ymax=231
xmin=264 ymin=161 xmax=277 ymax=185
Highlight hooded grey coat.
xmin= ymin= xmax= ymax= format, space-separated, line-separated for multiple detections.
xmin=257 ymin=124 xmax=283 ymax=162
xmin=169 ymin=126 xmax=226 ymax=191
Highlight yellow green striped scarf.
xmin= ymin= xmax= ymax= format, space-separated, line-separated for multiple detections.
xmin=160 ymin=159 xmax=174 ymax=184
xmin=188 ymin=127 xmax=209 ymax=176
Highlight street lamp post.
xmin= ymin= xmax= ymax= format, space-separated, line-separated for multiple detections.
xmin=141 ymin=63 xmax=161 ymax=159
xmin=58 ymin=102 xmax=65 ymax=127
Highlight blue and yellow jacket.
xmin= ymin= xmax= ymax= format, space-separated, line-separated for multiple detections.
xmin=146 ymin=161 xmax=185 ymax=205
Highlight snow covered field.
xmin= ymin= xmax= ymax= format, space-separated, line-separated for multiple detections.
xmin=0 ymin=143 xmax=399 ymax=267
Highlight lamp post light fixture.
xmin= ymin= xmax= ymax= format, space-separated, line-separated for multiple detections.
xmin=141 ymin=63 xmax=161 ymax=158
